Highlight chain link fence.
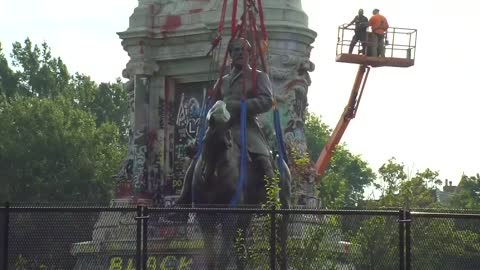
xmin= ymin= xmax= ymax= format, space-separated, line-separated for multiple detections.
xmin=1 ymin=203 xmax=480 ymax=270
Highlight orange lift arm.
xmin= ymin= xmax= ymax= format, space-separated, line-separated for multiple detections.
xmin=314 ymin=65 xmax=370 ymax=179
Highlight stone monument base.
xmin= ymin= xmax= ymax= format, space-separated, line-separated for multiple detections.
xmin=71 ymin=197 xmax=205 ymax=270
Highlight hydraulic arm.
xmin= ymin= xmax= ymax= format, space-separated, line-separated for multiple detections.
xmin=314 ymin=65 xmax=370 ymax=179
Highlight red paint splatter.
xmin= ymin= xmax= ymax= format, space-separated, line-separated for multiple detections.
xmin=162 ymin=15 xmax=182 ymax=32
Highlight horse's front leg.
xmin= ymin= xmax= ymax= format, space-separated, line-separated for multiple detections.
xmin=198 ymin=214 xmax=217 ymax=270
xmin=217 ymin=213 xmax=239 ymax=270
xmin=235 ymin=213 xmax=252 ymax=270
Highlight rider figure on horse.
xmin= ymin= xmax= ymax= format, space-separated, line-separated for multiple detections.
xmin=176 ymin=38 xmax=275 ymax=206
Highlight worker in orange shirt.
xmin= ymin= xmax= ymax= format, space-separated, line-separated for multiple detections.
xmin=369 ymin=8 xmax=389 ymax=57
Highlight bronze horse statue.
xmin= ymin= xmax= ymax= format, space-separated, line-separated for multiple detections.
xmin=178 ymin=100 xmax=291 ymax=269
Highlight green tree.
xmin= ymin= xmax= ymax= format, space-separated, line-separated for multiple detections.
xmin=304 ymin=112 xmax=330 ymax=161
xmin=0 ymin=92 xmax=125 ymax=203
xmin=0 ymin=39 xmax=129 ymax=203
xmin=288 ymin=216 xmax=342 ymax=269
xmin=374 ymin=158 xmax=441 ymax=208
xmin=318 ymin=171 xmax=349 ymax=209
xmin=0 ymin=41 xmax=19 ymax=100
xmin=449 ymin=174 xmax=480 ymax=209
xmin=411 ymin=218 xmax=480 ymax=269
xmin=378 ymin=157 xmax=407 ymax=196
xmin=6 ymin=39 xmax=128 ymax=139
xmin=70 ymin=74 xmax=129 ymax=141
xmin=350 ymin=216 xmax=399 ymax=270
xmin=10 ymin=38 xmax=69 ymax=98
xmin=326 ymin=147 xmax=375 ymax=207
xmin=304 ymin=113 xmax=376 ymax=208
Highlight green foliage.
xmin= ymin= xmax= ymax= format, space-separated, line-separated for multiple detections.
xmin=0 ymin=41 xmax=19 ymax=99
xmin=235 ymin=169 xmax=348 ymax=269
xmin=262 ymin=170 xmax=282 ymax=210
xmin=0 ymin=97 xmax=126 ymax=203
xmin=373 ymin=158 xmax=441 ymax=208
xmin=449 ymin=174 xmax=480 ymax=209
xmin=69 ymin=74 xmax=129 ymax=141
xmin=0 ymin=38 xmax=128 ymax=203
xmin=411 ymin=218 xmax=480 ymax=269
xmin=324 ymin=148 xmax=375 ymax=208
xmin=304 ymin=112 xmax=330 ymax=161
xmin=318 ymin=171 xmax=349 ymax=208
xmin=288 ymin=216 xmax=342 ymax=269
xmin=287 ymin=148 xmax=314 ymax=203
xmin=1 ymin=39 xmax=129 ymax=140
xmin=350 ymin=216 xmax=399 ymax=270
xmin=355 ymin=158 xmax=480 ymax=269
xmin=10 ymin=38 xmax=69 ymax=98
xmin=304 ymin=112 xmax=376 ymax=208
xmin=234 ymin=171 xmax=282 ymax=269
xmin=378 ymin=157 xmax=407 ymax=196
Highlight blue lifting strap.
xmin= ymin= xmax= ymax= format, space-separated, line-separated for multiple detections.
xmin=273 ymin=107 xmax=288 ymax=177
xmin=229 ymin=100 xmax=248 ymax=207
xmin=194 ymin=96 xmax=212 ymax=160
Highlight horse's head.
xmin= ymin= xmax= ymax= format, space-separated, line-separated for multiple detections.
xmin=204 ymin=100 xmax=232 ymax=149
xmin=207 ymin=100 xmax=230 ymax=128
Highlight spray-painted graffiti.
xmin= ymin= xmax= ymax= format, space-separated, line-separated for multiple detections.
xmin=108 ymin=255 xmax=194 ymax=270
xmin=172 ymin=82 xmax=208 ymax=195
xmin=132 ymin=128 xmax=148 ymax=191
xmin=145 ymin=128 xmax=162 ymax=198
xmin=176 ymin=94 xmax=202 ymax=140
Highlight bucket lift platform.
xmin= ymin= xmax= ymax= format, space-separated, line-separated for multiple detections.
xmin=335 ymin=25 xmax=417 ymax=67
xmin=315 ymin=25 xmax=417 ymax=178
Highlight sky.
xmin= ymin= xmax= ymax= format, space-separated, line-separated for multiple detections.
xmin=1 ymin=0 xmax=479 ymax=187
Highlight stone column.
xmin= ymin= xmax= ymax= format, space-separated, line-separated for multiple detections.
xmin=115 ymin=52 xmax=160 ymax=204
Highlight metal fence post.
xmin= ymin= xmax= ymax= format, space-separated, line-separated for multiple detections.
xmin=405 ymin=210 xmax=412 ymax=270
xmin=270 ymin=206 xmax=276 ymax=270
xmin=399 ymin=209 xmax=405 ymax=270
xmin=136 ymin=205 xmax=142 ymax=270
xmin=142 ymin=206 xmax=149 ymax=270
xmin=2 ymin=202 xmax=9 ymax=270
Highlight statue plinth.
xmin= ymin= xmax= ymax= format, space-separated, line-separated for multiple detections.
xmin=71 ymin=198 xmax=207 ymax=269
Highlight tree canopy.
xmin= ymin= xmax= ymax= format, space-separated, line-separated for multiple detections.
xmin=0 ymin=39 xmax=127 ymax=203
